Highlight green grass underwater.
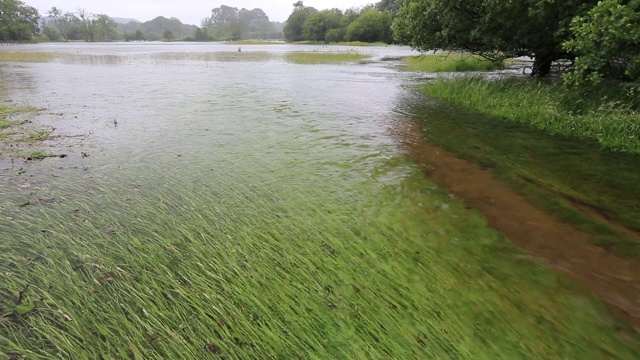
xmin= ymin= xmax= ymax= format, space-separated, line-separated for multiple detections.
xmin=1 ymin=156 xmax=638 ymax=359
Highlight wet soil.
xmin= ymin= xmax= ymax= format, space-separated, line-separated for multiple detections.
xmin=392 ymin=118 xmax=640 ymax=332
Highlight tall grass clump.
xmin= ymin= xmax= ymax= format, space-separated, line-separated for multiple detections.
xmin=404 ymin=54 xmax=508 ymax=73
xmin=423 ymin=77 xmax=640 ymax=154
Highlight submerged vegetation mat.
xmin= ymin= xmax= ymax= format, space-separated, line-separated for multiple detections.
xmin=0 ymin=52 xmax=58 ymax=62
xmin=224 ymin=40 xmax=286 ymax=45
xmin=0 ymin=105 xmax=58 ymax=160
xmin=1 ymin=162 xmax=639 ymax=358
xmin=403 ymin=89 xmax=640 ymax=259
xmin=284 ymin=51 xmax=371 ymax=65
xmin=403 ymin=53 xmax=508 ymax=73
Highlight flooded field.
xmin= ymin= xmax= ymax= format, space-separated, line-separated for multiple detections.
xmin=1 ymin=43 xmax=639 ymax=358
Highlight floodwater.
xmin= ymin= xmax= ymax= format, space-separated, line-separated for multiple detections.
xmin=1 ymin=43 xmax=639 ymax=356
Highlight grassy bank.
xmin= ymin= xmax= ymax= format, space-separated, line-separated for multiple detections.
xmin=423 ymin=77 xmax=640 ymax=154
xmin=292 ymin=41 xmax=387 ymax=47
xmin=1 ymin=164 xmax=639 ymax=358
xmin=284 ymin=51 xmax=370 ymax=64
xmin=404 ymin=54 xmax=508 ymax=72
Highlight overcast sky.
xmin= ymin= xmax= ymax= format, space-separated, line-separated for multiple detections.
xmin=26 ymin=0 xmax=372 ymax=25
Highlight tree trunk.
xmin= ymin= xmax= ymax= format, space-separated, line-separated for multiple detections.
xmin=531 ymin=51 xmax=554 ymax=78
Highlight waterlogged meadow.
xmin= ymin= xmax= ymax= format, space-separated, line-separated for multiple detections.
xmin=1 ymin=43 xmax=639 ymax=358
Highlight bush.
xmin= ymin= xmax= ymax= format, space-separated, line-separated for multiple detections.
xmin=564 ymin=0 xmax=640 ymax=93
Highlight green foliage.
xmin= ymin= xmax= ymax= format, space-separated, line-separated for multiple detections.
xmin=0 ymin=0 xmax=40 ymax=42
xmin=403 ymin=53 xmax=507 ymax=72
xmin=134 ymin=29 xmax=144 ymax=41
xmin=393 ymin=0 xmax=598 ymax=77
xmin=194 ymin=27 xmax=209 ymax=41
xmin=324 ymin=28 xmax=345 ymax=43
xmin=284 ymin=2 xmax=396 ymax=44
xmin=376 ymin=0 xmax=405 ymax=14
xmin=422 ymin=76 xmax=640 ymax=154
xmin=564 ymin=0 xmax=640 ymax=92
xmin=42 ymin=25 xmax=60 ymax=41
xmin=92 ymin=14 xmax=118 ymax=41
xmin=46 ymin=7 xmax=76 ymax=42
xmin=284 ymin=3 xmax=318 ymax=42
xmin=302 ymin=9 xmax=347 ymax=42
xmin=345 ymin=9 xmax=393 ymax=43
xmin=162 ymin=29 xmax=174 ymax=41
xmin=118 ymin=17 xmax=197 ymax=42
xmin=202 ymin=6 xmax=276 ymax=41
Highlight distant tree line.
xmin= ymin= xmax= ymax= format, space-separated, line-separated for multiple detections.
xmin=283 ymin=1 xmax=401 ymax=43
xmin=0 ymin=0 xmax=40 ymax=42
xmin=198 ymin=5 xmax=284 ymax=41
xmin=44 ymin=7 xmax=118 ymax=42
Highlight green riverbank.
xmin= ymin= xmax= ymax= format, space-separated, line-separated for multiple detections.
xmin=2 ymin=161 xmax=639 ymax=358
xmin=423 ymin=77 xmax=640 ymax=154
xmin=403 ymin=54 xmax=508 ymax=73
xmin=413 ymin=78 xmax=640 ymax=258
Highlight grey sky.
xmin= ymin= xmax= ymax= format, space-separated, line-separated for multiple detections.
xmin=26 ymin=0 xmax=373 ymax=25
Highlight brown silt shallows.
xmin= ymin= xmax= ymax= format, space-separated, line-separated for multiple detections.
xmin=391 ymin=118 xmax=640 ymax=332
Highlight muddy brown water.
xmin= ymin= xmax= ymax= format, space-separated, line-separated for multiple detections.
xmin=392 ymin=117 xmax=640 ymax=331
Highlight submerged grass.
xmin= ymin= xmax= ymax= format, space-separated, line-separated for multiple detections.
xmin=225 ymin=40 xmax=285 ymax=45
xmin=0 ymin=105 xmax=57 ymax=160
xmin=333 ymin=42 xmax=388 ymax=47
xmin=403 ymin=53 xmax=508 ymax=72
xmin=0 ymin=163 xmax=639 ymax=358
xmin=284 ymin=51 xmax=370 ymax=65
xmin=0 ymin=52 xmax=58 ymax=62
xmin=408 ymin=87 xmax=640 ymax=258
xmin=423 ymin=76 xmax=640 ymax=154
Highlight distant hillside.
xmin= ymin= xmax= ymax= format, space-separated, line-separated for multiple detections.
xmin=112 ymin=17 xmax=140 ymax=25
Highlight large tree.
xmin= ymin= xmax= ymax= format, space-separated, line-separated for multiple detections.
xmin=393 ymin=0 xmax=598 ymax=77
xmin=46 ymin=7 xmax=76 ymax=41
xmin=302 ymin=9 xmax=347 ymax=42
xmin=346 ymin=9 xmax=392 ymax=43
xmin=283 ymin=2 xmax=317 ymax=42
xmin=0 ymin=0 xmax=40 ymax=42
xmin=564 ymin=0 xmax=640 ymax=91
xmin=202 ymin=5 xmax=272 ymax=40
